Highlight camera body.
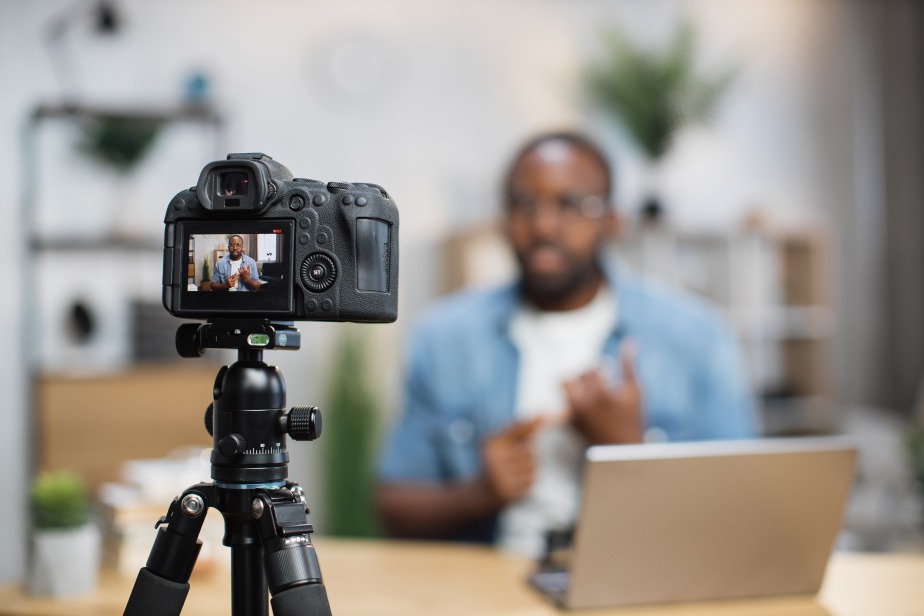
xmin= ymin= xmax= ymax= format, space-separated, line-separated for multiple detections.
xmin=163 ymin=153 xmax=398 ymax=322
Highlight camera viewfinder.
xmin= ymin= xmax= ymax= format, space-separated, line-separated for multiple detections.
xmin=220 ymin=172 xmax=250 ymax=197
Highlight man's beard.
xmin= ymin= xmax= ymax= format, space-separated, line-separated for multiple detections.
xmin=516 ymin=246 xmax=600 ymax=307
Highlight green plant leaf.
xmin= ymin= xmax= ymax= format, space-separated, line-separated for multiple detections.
xmin=322 ymin=327 xmax=381 ymax=537
xmin=587 ymin=19 xmax=736 ymax=161
xmin=77 ymin=114 xmax=162 ymax=173
xmin=31 ymin=471 xmax=90 ymax=531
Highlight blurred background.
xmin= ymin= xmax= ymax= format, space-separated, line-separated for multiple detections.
xmin=2 ymin=0 xmax=923 ymax=583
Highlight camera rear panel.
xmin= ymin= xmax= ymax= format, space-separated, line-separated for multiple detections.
xmin=163 ymin=154 xmax=398 ymax=323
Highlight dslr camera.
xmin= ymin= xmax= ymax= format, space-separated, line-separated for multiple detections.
xmin=162 ymin=153 xmax=398 ymax=322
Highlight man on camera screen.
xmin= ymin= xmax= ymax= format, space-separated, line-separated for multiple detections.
xmin=211 ymin=234 xmax=261 ymax=292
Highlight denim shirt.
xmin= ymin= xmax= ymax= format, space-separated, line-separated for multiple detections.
xmin=211 ymin=255 xmax=260 ymax=291
xmin=377 ymin=264 xmax=756 ymax=537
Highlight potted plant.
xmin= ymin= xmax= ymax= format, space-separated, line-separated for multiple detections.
xmin=586 ymin=20 xmax=736 ymax=220
xmin=27 ymin=471 xmax=100 ymax=597
xmin=323 ymin=327 xmax=380 ymax=537
xmin=200 ymin=256 xmax=212 ymax=291
xmin=74 ymin=112 xmax=163 ymax=238
xmin=906 ymin=427 xmax=924 ymax=511
xmin=77 ymin=113 xmax=162 ymax=173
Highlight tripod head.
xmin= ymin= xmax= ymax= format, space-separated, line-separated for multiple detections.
xmin=175 ymin=318 xmax=320 ymax=488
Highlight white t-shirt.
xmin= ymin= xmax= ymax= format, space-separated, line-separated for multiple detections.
xmin=496 ymin=284 xmax=617 ymax=557
xmin=228 ymin=259 xmax=243 ymax=292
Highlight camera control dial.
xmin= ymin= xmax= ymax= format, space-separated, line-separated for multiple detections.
xmin=300 ymin=253 xmax=337 ymax=292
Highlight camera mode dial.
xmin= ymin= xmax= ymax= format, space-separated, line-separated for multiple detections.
xmin=301 ymin=253 xmax=337 ymax=292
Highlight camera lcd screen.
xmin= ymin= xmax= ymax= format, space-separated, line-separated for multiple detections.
xmin=179 ymin=220 xmax=294 ymax=314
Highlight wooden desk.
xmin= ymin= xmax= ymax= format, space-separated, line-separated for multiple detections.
xmin=1 ymin=539 xmax=922 ymax=615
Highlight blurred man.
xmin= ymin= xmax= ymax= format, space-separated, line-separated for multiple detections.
xmin=211 ymin=234 xmax=261 ymax=292
xmin=376 ymin=132 xmax=755 ymax=556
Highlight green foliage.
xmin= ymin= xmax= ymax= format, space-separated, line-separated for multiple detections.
xmin=201 ymin=257 xmax=210 ymax=283
xmin=30 ymin=471 xmax=91 ymax=531
xmin=77 ymin=113 xmax=162 ymax=173
xmin=906 ymin=427 xmax=924 ymax=497
xmin=322 ymin=328 xmax=380 ymax=537
xmin=587 ymin=20 xmax=736 ymax=160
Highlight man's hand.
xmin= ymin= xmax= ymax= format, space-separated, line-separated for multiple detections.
xmin=480 ymin=417 xmax=543 ymax=508
xmin=239 ymin=266 xmax=252 ymax=281
xmin=564 ymin=345 xmax=643 ymax=445
xmin=227 ymin=272 xmax=238 ymax=288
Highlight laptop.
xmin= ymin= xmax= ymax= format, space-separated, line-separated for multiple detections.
xmin=530 ymin=437 xmax=857 ymax=610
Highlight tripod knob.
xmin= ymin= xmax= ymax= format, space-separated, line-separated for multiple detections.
xmin=286 ymin=406 xmax=322 ymax=441
xmin=218 ymin=433 xmax=247 ymax=457
xmin=204 ymin=403 xmax=214 ymax=437
xmin=175 ymin=323 xmax=204 ymax=358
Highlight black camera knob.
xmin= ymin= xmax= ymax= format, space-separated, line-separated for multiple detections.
xmin=286 ymin=406 xmax=322 ymax=441
xmin=218 ymin=433 xmax=247 ymax=457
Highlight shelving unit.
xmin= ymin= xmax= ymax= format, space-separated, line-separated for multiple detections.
xmin=440 ymin=221 xmax=836 ymax=436
xmin=20 ymin=102 xmax=225 ymax=371
xmin=618 ymin=223 xmax=835 ymax=435
xmin=187 ymin=236 xmax=196 ymax=285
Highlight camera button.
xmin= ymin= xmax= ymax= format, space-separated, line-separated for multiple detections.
xmin=342 ymin=195 xmax=354 ymax=205
xmin=299 ymin=218 xmax=311 ymax=229
xmin=317 ymin=232 xmax=329 ymax=244
xmin=299 ymin=232 xmax=311 ymax=245
xmin=312 ymin=194 xmax=326 ymax=206
xmin=289 ymin=195 xmax=306 ymax=211
xmin=301 ymin=253 xmax=337 ymax=292
xmin=356 ymin=197 xmax=367 ymax=206
xmin=306 ymin=299 xmax=318 ymax=312
xmin=321 ymin=300 xmax=333 ymax=311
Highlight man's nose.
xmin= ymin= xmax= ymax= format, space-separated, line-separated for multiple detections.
xmin=529 ymin=201 xmax=562 ymax=238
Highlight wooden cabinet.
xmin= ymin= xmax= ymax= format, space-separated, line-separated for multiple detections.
xmin=36 ymin=366 xmax=216 ymax=490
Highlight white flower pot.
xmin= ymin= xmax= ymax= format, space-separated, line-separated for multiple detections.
xmin=28 ymin=523 xmax=101 ymax=597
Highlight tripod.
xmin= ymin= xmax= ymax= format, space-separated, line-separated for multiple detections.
xmin=124 ymin=319 xmax=332 ymax=616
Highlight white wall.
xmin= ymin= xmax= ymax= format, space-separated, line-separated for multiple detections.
xmin=0 ymin=0 xmax=866 ymax=580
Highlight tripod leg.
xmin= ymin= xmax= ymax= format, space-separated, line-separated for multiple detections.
xmin=271 ymin=584 xmax=331 ymax=616
xmin=124 ymin=487 xmax=211 ymax=616
xmin=231 ymin=545 xmax=269 ymax=616
xmin=253 ymin=489 xmax=332 ymax=616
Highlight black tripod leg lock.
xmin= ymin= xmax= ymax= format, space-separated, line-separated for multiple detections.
xmin=146 ymin=488 xmax=211 ymax=582
xmin=253 ymin=488 xmax=331 ymax=615
xmin=124 ymin=486 xmax=213 ymax=616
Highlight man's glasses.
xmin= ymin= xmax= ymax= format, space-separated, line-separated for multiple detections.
xmin=507 ymin=193 xmax=608 ymax=222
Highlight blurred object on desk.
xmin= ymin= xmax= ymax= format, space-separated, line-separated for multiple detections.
xmin=27 ymin=471 xmax=99 ymax=598
xmin=95 ymin=449 xmax=224 ymax=576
